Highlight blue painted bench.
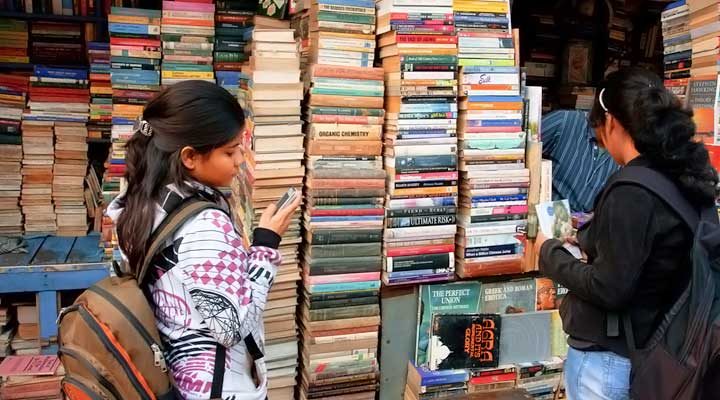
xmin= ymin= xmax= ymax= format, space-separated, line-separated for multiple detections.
xmin=0 ymin=234 xmax=110 ymax=353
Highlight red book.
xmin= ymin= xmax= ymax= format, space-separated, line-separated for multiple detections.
xmin=110 ymin=37 xmax=162 ymax=48
xmin=386 ymin=244 xmax=454 ymax=257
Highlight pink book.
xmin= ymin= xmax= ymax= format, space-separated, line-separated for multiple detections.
xmin=306 ymin=272 xmax=381 ymax=285
xmin=0 ymin=355 xmax=61 ymax=377
xmin=162 ymin=1 xmax=214 ymax=12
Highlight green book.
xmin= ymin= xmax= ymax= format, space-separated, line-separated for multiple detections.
xmin=415 ymin=281 xmax=482 ymax=367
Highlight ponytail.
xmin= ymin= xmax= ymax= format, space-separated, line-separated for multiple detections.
xmin=589 ymin=68 xmax=719 ymax=206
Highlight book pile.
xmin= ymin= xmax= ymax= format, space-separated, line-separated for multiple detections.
xmin=0 ymin=74 xmax=28 ymax=235
xmin=297 ymin=62 xmax=385 ymax=398
xmin=53 ymin=123 xmax=88 ymax=236
xmin=213 ymin=0 xmax=255 ymax=94
xmin=378 ymin=0 xmax=458 ymax=285
xmin=687 ymin=0 xmax=719 ymax=78
xmin=87 ymin=42 xmax=112 ymax=140
xmin=161 ymin=0 xmax=216 ymax=86
xmin=244 ymin=28 xmax=304 ymax=399
xmin=0 ymin=20 xmax=29 ymax=65
xmin=29 ymin=22 xmax=83 ymax=65
xmin=108 ymin=7 xmax=162 ymax=201
xmin=20 ymin=121 xmax=55 ymax=235
xmin=25 ymin=66 xmax=90 ymax=124
xmin=661 ymin=0 xmax=691 ymax=102
xmin=453 ymin=0 xmax=528 ymax=279
xmin=404 ymin=362 xmax=469 ymax=400
xmin=0 ymin=355 xmax=64 ymax=400
xmin=10 ymin=304 xmax=39 ymax=356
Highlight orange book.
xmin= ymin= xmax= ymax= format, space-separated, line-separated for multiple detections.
xmin=161 ymin=18 xmax=214 ymax=27
xmin=310 ymin=94 xmax=383 ymax=109
xmin=307 ymin=140 xmax=382 ymax=156
xmin=391 ymin=186 xmax=458 ymax=197
xmin=311 ymin=64 xmax=384 ymax=80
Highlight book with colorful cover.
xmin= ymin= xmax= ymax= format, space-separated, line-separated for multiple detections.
xmin=415 ymin=281 xmax=482 ymax=367
xmin=428 ymin=314 xmax=501 ymax=370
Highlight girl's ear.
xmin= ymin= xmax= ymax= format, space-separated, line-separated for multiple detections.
xmin=180 ymin=146 xmax=197 ymax=170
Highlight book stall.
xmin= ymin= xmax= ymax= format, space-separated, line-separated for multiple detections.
xmin=0 ymin=0 xmax=715 ymax=399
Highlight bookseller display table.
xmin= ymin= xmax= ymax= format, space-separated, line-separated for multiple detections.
xmin=0 ymin=234 xmax=109 ymax=352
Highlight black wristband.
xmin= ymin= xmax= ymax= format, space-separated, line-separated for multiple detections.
xmin=252 ymin=228 xmax=281 ymax=249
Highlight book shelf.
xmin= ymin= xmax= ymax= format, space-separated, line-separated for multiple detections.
xmin=0 ymin=11 xmax=105 ymax=22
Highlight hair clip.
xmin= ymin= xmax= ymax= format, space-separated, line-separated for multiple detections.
xmin=598 ymin=88 xmax=609 ymax=113
xmin=133 ymin=118 xmax=153 ymax=137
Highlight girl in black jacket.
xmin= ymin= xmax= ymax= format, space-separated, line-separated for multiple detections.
xmin=535 ymin=68 xmax=718 ymax=399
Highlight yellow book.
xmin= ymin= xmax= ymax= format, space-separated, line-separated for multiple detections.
xmin=161 ymin=71 xmax=215 ymax=79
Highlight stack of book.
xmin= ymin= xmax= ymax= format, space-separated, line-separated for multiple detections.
xmin=404 ymin=362 xmax=469 ymax=400
xmin=0 ymin=74 xmax=28 ymax=235
xmin=294 ymin=1 xmax=384 ymax=395
xmin=10 ymin=304 xmax=39 ymax=356
xmin=29 ymin=22 xmax=83 ymax=65
xmin=0 ymin=19 xmax=29 ymax=65
xmin=20 ymin=121 xmax=55 ymax=235
xmin=213 ymin=0 xmax=255 ymax=91
xmin=298 ymin=83 xmax=384 ymax=397
xmin=378 ymin=0 xmax=459 ymax=285
xmin=453 ymin=0 xmax=528 ymax=279
xmin=662 ymin=0 xmax=691 ymax=102
xmin=53 ymin=123 xmax=88 ymax=236
xmin=87 ymin=42 xmax=112 ymax=140
xmin=108 ymin=7 xmax=162 ymax=202
xmin=244 ymin=28 xmax=305 ymax=399
xmin=25 ymin=66 xmax=90 ymax=124
xmin=0 ymin=355 xmax=64 ymax=400
xmin=688 ymin=0 xmax=719 ymax=78
xmin=161 ymin=0 xmax=216 ymax=86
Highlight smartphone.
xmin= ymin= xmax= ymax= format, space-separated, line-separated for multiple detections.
xmin=275 ymin=187 xmax=298 ymax=213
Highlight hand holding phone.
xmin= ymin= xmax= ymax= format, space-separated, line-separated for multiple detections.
xmin=258 ymin=187 xmax=302 ymax=237
xmin=275 ymin=187 xmax=298 ymax=214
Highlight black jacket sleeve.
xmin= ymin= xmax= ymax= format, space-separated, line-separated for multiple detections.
xmin=539 ymin=184 xmax=658 ymax=310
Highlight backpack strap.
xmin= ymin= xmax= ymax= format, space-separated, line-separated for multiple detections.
xmin=135 ymin=198 xmax=218 ymax=284
xmin=210 ymin=345 xmax=226 ymax=399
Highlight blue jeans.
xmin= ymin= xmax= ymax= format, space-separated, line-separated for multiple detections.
xmin=564 ymin=347 xmax=631 ymax=400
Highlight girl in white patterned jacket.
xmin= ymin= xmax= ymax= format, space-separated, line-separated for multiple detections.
xmin=107 ymin=81 xmax=301 ymax=400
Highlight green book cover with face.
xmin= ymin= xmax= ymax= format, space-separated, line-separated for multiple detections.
xmin=415 ymin=281 xmax=482 ymax=367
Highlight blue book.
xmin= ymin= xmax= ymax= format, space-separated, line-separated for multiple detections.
xmin=664 ymin=50 xmax=691 ymax=62
xmin=309 ymin=280 xmax=381 ymax=294
xmin=665 ymin=0 xmax=685 ymax=10
xmin=468 ymin=95 xmax=523 ymax=103
xmin=462 ymin=66 xmax=518 ymax=74
xmin=34 ymin=66 xmax=88 ymax=80
xmin=472 ymin=194 xmax=528 ymax=203
xmin=109 ymin=23 xmax=160 ymax=36
xmin=408 ymin=362 xmax=470 ymax=387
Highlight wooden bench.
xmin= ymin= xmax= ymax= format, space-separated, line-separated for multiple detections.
xmin=0 ymin=234 xmax=110 ymax=353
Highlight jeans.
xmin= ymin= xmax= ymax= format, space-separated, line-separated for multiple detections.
xmin=564 ymin=347 xmax=631 ymax=400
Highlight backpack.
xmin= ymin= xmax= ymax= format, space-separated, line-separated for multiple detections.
xmin=603 ymin=166 xmax=720 ymax=400
xmin=57 ymin=198 xmax=228 ymax=400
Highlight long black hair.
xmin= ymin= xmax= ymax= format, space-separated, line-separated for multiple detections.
xmin=588 ymin=67 xmax=719 ymax=206
xmin=116 ymin=80 xmax=245 ymax=274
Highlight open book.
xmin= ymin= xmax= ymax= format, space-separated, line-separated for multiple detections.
xmin=535 ymin=200 xmax=583 ymax=259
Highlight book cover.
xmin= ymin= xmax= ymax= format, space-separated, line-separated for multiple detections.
xmin=428 ymin=314 xmax=501 ymax=370
xmin=415 ymin=281 xmax=482 ymax=367
xmin=535 ymin=199 xmax=582 ymax=258
xmin=481 ymin=278 xmax=536 ymax=314
xmin=0 ymin=355 xmax=60 ymax=377
xmin=688 ymin=77 xmax=717 ymax=141
xmin=258 ymin=0 xmax=289 ymax=19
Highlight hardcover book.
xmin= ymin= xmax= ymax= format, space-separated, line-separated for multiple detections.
xmin=427 ymin=314 xmax=501 ymax=370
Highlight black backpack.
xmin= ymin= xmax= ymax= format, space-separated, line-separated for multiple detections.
xmin=604 ymin=166 xmax=720 ymax=400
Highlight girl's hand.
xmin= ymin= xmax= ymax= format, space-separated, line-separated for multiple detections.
xmin=534 ymin=230 xmax=550 ymax=256
xmin=259 ymin=194 xmax=302 ymax=236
